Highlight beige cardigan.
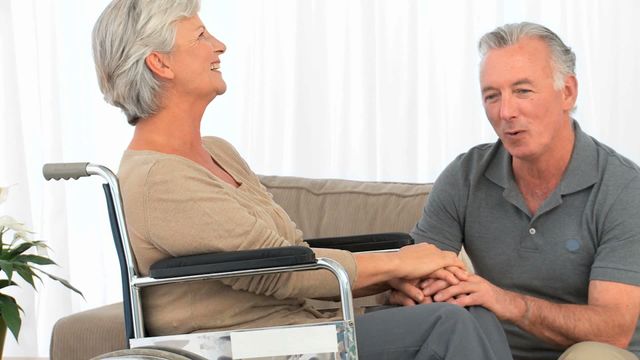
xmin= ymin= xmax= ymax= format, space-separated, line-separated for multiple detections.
xmin=118 ymin=137 xmax=358 ymax=336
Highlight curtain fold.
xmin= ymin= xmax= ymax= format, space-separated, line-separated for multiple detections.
xmin=1 ymin=0 xmax=639 ymax=356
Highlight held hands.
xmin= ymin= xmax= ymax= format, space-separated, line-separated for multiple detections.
xmin=384 ymin=243 xmax=527 ymax=318
xmin=427 ymin=273 xmax=524 ymax=321
xmin=388 ymin=246 xmax=468 ymax=305
xmin=388 ymin=266 xmax=469 ymax=305
xmin=389 ymin=269 xmax=525 ymax=322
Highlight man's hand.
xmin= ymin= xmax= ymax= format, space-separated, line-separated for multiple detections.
xmin=431 ymin=273 xmax=525 ymax=322
xmin=388 ymin=266 xmax=470 ymax=306
xmin=388 ymin=278 xmax=428 ymax=306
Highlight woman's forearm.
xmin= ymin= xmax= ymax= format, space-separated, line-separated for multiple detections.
xmin=353 ymin=252 xmax=402 ymax=289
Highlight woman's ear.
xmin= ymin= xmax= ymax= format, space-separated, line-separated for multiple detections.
xmin=145 ymin=51 xmax=174 ymax=80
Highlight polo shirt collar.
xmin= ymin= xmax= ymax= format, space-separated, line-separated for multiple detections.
xmin=559 ymin=121 xmax=599 ymax=194
xmin=485 ymin=120 xmax=599 ymax=196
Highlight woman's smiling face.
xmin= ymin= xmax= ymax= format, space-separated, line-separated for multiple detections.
xmin=166 ymin=15 xmax=227 ymax=100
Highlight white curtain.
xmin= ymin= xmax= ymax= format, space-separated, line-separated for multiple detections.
xmin=1 ymin=0 xmax=639 ymax=356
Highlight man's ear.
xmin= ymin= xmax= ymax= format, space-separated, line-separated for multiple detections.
xmin=145 ymin=52 xmax=174 ymax=80
xmin=562 ymin=75 xmax=578 ymax=111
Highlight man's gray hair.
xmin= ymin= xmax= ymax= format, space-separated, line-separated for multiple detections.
xmin=478 ymin=22 xmax=576 ymax=90
xmin=92 ymin=0 xmax=200 ymax=125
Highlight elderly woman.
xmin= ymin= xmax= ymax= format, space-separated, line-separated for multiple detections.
xmin=92 ymin=1 xmax=512 ymax=359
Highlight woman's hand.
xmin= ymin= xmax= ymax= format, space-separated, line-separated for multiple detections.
xmin=395 ymin=244 xmax=465 ymax=279
xmin=353 ymin=244 xmax=465 ymax=291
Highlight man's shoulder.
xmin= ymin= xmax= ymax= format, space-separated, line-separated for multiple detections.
xmin=459 ymin=142 xmax=499 ymax=161
xmin=579 ymin=134 xmax=640 ymax=210
xmin=591 ymin=136 xmax=640 ymax=177
xmin=445 ymin=141 xmax=502 ymax=177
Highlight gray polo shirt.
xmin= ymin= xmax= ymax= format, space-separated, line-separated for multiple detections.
xmin=411 ymin=121 xmax=640 ymax=360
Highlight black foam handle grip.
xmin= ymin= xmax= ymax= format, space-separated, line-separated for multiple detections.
xmin=42 ymin=162 xmax=90 ymax=181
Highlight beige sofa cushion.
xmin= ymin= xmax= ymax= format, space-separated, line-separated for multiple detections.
xmin=50 ymin=302 xmax=127 ymax=360
xmin=261 ymin=175 xmax=473 ymax=272
xmin=260 ymin=175 xmax=432 ymax=237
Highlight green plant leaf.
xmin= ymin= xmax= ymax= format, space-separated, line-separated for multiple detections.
xmin=35 ymin=268 xmax=84 ymax=298
xmin=0 ymin=279 xmax=17 ymax=289
xmin=0 ymin=260 xmax=15 ymax=281
xmin=7 ymin=242 xmax=36 ymax=257
xmin=14 ymin=265 xmax=36 ymax=289
xmin=15 ymin=254 xmax=57 ymax=266
xmin=0 ymin=187 xmax=83 ymax=340
xmin=0 ymin=294 xmax=22 ymax=340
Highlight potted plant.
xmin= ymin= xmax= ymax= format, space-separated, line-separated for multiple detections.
xmin=0 ymin=185 xmax=82 ymax=356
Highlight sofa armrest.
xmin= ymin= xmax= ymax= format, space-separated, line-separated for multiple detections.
xmin=305 ymin=232 xmax=414 ymax=252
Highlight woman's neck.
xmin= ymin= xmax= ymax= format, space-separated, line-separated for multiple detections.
xmin=128 ymin=96 xmax=208 ymax=153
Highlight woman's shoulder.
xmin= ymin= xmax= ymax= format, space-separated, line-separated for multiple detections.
xmin=202 ymin=136 xmax=242 ymax=159
xmin=119 ymin=149 xmax=203 ymax=183
xmin=202 ymin=136 xmax=255 ymax=176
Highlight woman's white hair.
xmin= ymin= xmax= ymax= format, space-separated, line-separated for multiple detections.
xmin=478 ymin=22 xmax=576 ymax=90
xmin=92 ymin=0 xmax=200 ymax=125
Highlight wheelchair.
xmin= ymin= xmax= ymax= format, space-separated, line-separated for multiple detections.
xmin=43 ymin=163 xmax=413 ymax=359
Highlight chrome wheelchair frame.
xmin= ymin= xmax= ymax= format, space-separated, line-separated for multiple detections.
xmin=44 ymin=163 xmax=360 ymax=359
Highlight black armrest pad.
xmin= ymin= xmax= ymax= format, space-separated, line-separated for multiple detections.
xmin=305 ymin=232 xmax=414 ymax=252
xmin=149 ymin=246 xmax=316 ymax=279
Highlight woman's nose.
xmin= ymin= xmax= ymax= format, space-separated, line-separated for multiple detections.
xmin=211 ymin=36 xmax=226 ymax=54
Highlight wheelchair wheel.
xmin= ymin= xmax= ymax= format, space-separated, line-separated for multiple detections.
xmin=91 ymin=346 xmax=208 ymax=360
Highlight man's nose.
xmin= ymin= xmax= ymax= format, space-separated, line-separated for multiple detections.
xmin=499 ymin=94 xmax=517 ymax=121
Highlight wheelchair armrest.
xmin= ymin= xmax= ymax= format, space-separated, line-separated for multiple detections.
xmin=149 ymin=246 xmax=315 ymax=279
xmin=305 ymin=232 xmax=414 ymax=252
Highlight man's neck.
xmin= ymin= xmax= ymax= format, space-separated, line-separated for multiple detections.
xmin=512 ymin=121 xmax=575 ymax=214
xmin=514 ymin=124 xmax=574 ymax=180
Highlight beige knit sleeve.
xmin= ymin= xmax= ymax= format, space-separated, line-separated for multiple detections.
xmin=143 ymin=158 xmax=357 ymax=299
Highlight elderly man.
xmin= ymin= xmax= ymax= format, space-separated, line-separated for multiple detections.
xmin=395 ymin=22 xmax=640 ymax=360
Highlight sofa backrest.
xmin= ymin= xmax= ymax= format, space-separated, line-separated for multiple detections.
xmin=259 ymin=175 xmax=432 ymax=239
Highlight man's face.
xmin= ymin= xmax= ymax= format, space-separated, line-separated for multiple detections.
xmin=480 ymin=37 xmax=576 ymax=162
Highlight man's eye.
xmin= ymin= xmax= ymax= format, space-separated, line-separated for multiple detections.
xmin=484 ymin=94 xmax=498 ymax=103
xmin=515 ymin=89 xmax=532 ymax=94
xmin=198 ymin=31 xmax=206 ymax=39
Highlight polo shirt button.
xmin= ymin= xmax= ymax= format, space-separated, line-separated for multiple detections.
xmin=529 ymin=228 xmax=536 ymax=235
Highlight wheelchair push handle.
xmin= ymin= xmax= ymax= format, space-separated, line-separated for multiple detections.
xmin=43 ymin=162 xmax=90 ymax=181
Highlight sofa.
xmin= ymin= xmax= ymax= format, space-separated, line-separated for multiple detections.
xmin=50 ymin=174 xmax=473 ymax=359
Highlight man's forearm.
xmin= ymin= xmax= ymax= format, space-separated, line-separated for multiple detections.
xmin=510 ymin=292 xmax=635 ymax=348
xmin=428 ymin=274 xmax=639 ymax=348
